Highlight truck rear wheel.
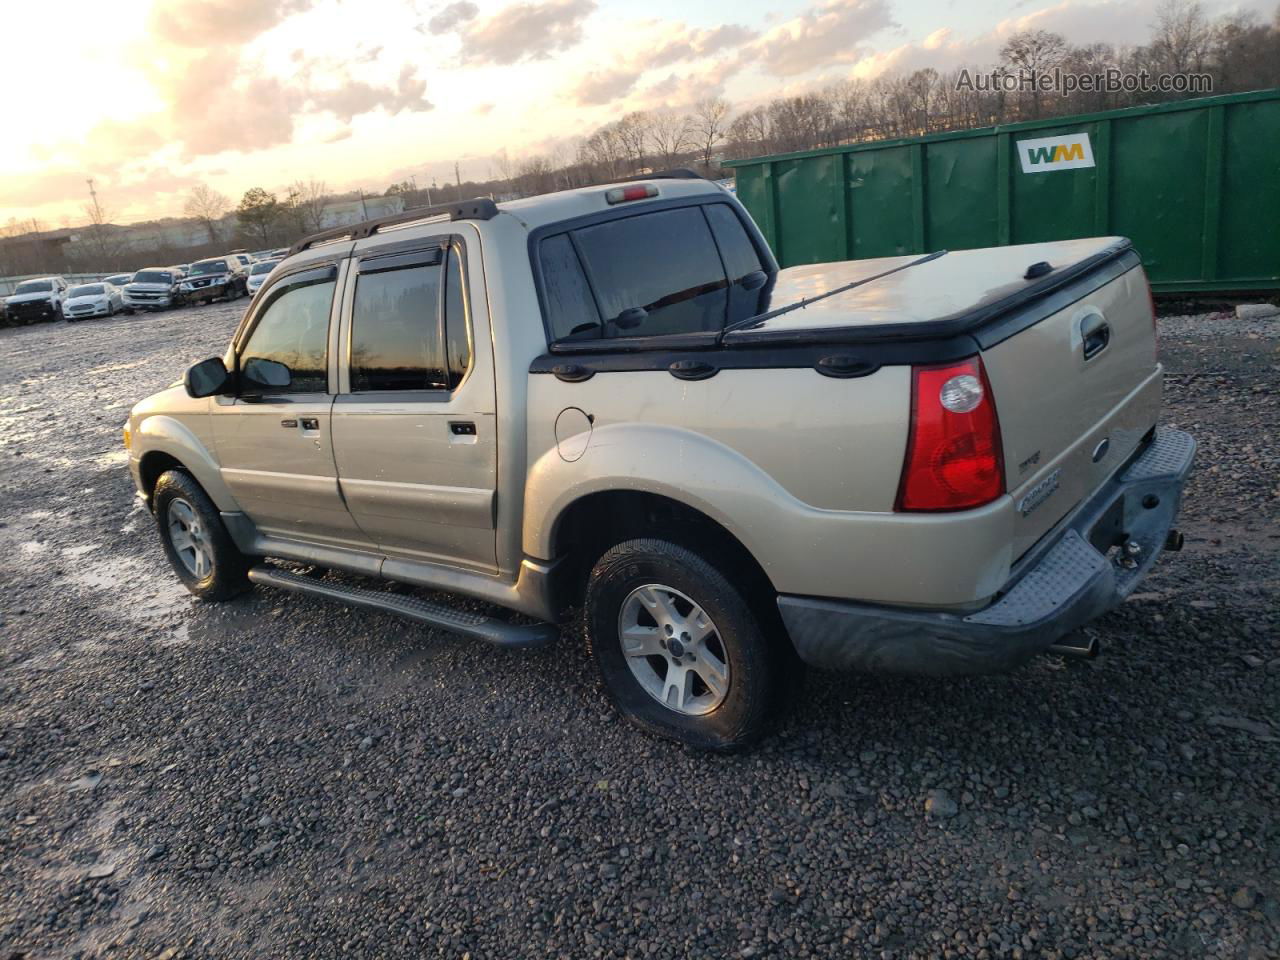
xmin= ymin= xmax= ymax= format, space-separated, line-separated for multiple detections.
xmin=153 ymin=470 xmax=249 ymax=601
xmin=585 ymin=538 xmax=789 ymax=751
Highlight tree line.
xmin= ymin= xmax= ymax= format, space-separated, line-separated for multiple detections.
xmin=3 ymin=0 xmax=1277 ymax=276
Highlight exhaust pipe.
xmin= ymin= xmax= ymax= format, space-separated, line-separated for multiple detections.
xmin=1048 ymin=635 xmax=1100 ymax=659
xmin=1164 ymin=529 xmax=1184 ymax=552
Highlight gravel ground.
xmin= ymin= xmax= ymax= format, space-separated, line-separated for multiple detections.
xmin=0 ymin=302 xmax=1276 ymax=959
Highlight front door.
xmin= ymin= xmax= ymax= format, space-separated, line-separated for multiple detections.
xmin=210 ymin=262 xmax=372 ymax=549
xmin=330 ymin=233 xmax=498 ymax=572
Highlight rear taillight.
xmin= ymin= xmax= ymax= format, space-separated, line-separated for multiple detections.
xmin=896 ymin=356 xmax=1005 ymax=512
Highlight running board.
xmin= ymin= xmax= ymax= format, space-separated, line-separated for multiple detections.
xmin=247 ymin=565 xmax=557 ymax=649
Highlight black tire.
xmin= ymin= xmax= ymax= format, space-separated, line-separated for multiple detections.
xmin=153 ymin=470 xmax=250 ymax=601
xmin=585 ymin=538 xmax=792 ymax=751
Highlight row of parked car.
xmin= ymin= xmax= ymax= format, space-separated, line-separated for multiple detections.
xmin=0 ymin=248 xmax=288 ymax=326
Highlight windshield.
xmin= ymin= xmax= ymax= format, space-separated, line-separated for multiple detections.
xmin=133 ymin=271 xmax=172 ymax=284
xmin=14 ymin=280 xmax=52 ymax=294
xmin=69 ymin=284 xmax=104 ymax=297
xmin=190 ymin=260 xmax=228 ymax=276
xmin=250 ymin=260 xmax=279 ymax=276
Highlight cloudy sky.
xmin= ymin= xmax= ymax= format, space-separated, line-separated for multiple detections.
xmin=2 ymin=0 xmax=1267 ymax=226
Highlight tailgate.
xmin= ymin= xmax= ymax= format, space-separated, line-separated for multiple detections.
xmin=982 ymin=261 xmax=1161 ymax=559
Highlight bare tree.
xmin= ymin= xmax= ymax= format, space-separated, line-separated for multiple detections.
xmin=81 ymin=186 xmax=123 ymax=269
xmin=1149 ymin=0 xmax=1215 ymax=80
xmin=726 ymin=107 xmax=772 ymax=157
xmin=1001 ymin=29 xmax=1068 ymax=118
xmin=183 ymin=185 xmax=230 ymax=244
xmin=615 ymin=111 xmax=652 ymax=173
xmin=691 ymin=98 xmax=731 ymax=173
xmin=290 ymin=179 xmax=328 ymax=233
xmin=649 ymin=112 xmax=693 ymax=168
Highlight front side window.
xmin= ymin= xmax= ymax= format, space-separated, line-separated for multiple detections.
xmin=240 ymin=271 xmax=335 ymax=394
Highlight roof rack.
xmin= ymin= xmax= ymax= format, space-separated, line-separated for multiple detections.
xmin=619 ymin=168 xmax=705 ymax=183
xmin=287 ymin=197 xmax=501 ymax=257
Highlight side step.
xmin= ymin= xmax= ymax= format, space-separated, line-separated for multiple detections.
xmin=247 ymin=565 xmax=557 ymax=649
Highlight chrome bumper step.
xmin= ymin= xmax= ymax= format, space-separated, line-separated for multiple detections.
xmin=247 ymin=565 xmax=557 ymax=649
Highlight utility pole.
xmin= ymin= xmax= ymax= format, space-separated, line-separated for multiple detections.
xmin=455 ymin=162 xmax=462 ymax=200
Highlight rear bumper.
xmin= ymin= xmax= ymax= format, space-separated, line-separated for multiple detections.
xmin=778 ymin=427 xmax=1196 ymax=676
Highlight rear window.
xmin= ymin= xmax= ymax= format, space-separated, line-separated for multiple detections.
xmin=537 ymin=202 xmax=765 ymax=343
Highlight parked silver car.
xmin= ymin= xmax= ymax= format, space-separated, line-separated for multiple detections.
xmin=125 ymin=176 xmax=1194 ymax=750
xmin=124 ymin=268 xmax=183 ymax=311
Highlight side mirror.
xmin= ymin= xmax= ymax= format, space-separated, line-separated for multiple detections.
xmin=241 ymin=357 xmax=292 ymax=390
xmin=184 ymin=357 xmax=229 ymax=398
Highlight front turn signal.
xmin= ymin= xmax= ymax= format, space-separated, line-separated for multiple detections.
xmin=122 ymin=425 xmax=131 ymax=451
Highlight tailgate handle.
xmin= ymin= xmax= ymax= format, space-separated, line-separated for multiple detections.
xmin=1081 ymin=315 xmax=1110 ymax=360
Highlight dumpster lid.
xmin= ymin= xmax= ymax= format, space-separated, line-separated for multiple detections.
xmin=722 ymin=236 xmax=1133 ymax=345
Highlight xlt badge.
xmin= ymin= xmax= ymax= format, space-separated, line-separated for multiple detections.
xmin=1017 ymin=469 xmax=1061 ymax=517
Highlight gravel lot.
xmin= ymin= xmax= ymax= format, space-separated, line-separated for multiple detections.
xmin=0 ymin=301 xmax=1276 ymax=959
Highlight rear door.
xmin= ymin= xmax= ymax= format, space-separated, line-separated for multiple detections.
xmin=330 ymin=230 xmax=498 ymax=572
xmin=209 ymin=262 xmax=373 ymax=548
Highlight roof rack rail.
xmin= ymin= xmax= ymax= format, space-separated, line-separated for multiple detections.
xmin=619 ymin=168 xmax=705 ymax=183
xmin=287 ymin=197 xmax=501 ymax=257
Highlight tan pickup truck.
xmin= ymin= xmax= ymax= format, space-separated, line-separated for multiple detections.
xmin=125 ymin=172 xmax=1194 ymax=750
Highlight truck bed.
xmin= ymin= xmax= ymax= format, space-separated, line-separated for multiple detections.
xmin=722 ymin=237 xmax=1136 ymax=346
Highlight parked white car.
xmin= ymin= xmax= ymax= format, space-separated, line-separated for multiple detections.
xmin=64 ymin=282 xmax=125 ymax=321
xmin=245 ymin=258 xmax=281 ymax=295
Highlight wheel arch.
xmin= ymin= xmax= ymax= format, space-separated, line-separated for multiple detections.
xmin=134 ymin=414 xmax=238 ymax=512
xmin=548 ymin=489 xmax=778 ymax=612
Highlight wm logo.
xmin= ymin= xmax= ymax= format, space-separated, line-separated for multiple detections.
xmin=1017 ymin=133 xmax=1095 ymax=173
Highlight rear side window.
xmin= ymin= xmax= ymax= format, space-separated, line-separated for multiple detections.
xmin=348 ymin=240 xmax=473 ymax=393
xmin=350 ymin=253 xmax=446 ymax=392
xmin=443 ymin=244 xmax=472 ymax=389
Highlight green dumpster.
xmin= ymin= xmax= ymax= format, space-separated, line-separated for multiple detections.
xmin=726 ymin=88 xmax=1280 ymax=294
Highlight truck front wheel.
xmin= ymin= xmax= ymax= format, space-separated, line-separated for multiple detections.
xmin=585 ymin=538 xmax=790 ymax=751
xmin=153 ymin=470 xmax=250 ymax=601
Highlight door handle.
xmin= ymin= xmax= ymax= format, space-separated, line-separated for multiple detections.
xmin=280 ymin=418 xmax=298 ymax=428
xmin=1081 ymin=317 xmax=1110 ymax=360
xmin=300 ymin=417 xmax=320 ymax=431
xmin=449 ymin=421 xmax=477 ymax=436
